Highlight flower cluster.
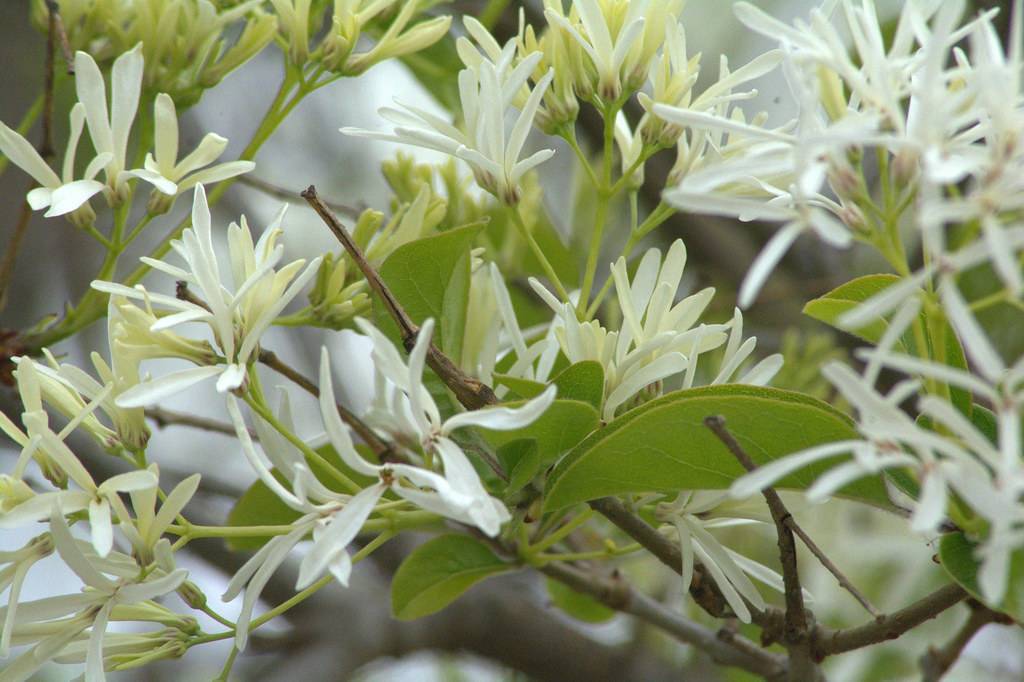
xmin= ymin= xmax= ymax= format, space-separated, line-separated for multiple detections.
xmin=93 ymin=185 xmax=320 ymax=401
xmin=33 ymin=0 xmax=276 ymax=105
xmin=0 ymin=47 xmax=253 ymax=225
xmin=529 ymin=239 xmax=781 ymax=420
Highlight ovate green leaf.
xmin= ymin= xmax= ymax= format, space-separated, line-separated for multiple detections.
xmin=544 ymin=385 xmax=891 ymax=512
xmin=391 ymin=534 xmax=510 ymax=620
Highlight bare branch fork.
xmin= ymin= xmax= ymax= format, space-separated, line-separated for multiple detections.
xmin=705 ymin=415 xmax=820 ymax=680
xmin=919 ymin=602 xmax=1011 ymax=681
xmin=301 ymin=185 xmax=498 ymax=410
xmin=703 ymin=415 xmax=880 ymax=623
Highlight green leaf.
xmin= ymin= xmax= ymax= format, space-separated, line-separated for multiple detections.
xmin=803 ymin=274 xmax=905 ymax=346
xmin=546 ymin=578 xmax=616 ymax=623
xmin=492 ymin=373 xmax=547 ymax=400
xmin=497 ymin=439 xmax=541 ymax=495
xmin=226 ymin=475 xmax=301 ymax=551
xmin=391 ymin=534 xmax=511 ymax=620
xmin=544 ymin=385 xmax=891 ymax=512
xmin=939 ymin=532 xmax=1024 ymax=620
xmin=379 ymin=223 xmax=483 ymax=354
xmin=804 ymin=274 xmax=972 ymax=416
xmin=480 ymin=399 xmax=600 ymax=465
xmin=551 ymin=361 xmax=604 ymax=410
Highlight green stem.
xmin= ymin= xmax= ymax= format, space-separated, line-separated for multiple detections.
xmin=479 ymin=0 xmax=512 ymax=29
xmin=561 ymin=126 xmax=601 ymax=188
xmin=0 ymin=94 xmax=44 ymax=177
xmin=528 ymin=508 xmax=593 ymax=554
xmin=510 ymin=206 xmax=571 ymax=302
xmin=189 ymin=533 xmax=396 ymax=650
xmin=244 ymin=392 xmax=361 ymax=495
xmin=576 ymin=102 xmax=621 ymax=317
xmin=634 ymin=202 xmax=675 ymax=238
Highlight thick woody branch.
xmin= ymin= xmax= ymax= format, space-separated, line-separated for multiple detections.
xmin=302 ymin=185 xmax=499 ymax=411
xmin=919 ymin=602 xmax=1011 ymax=681
xmin=541 ymin=561 xmax=787 ymax=680
xmin=704 ymin=416 xmax=817 ymax=681
xmin=814 ymin=583 xmax=967 ymax=657
xmin=588 ymin=497 xmax=752 ymax=622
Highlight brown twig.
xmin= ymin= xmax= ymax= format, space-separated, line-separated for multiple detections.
xmin=0 ymin=194 xmax=34 ymax=313
xmin=239 ymin=176 xmax=360 ymax=218
xmin=171 ymin=281 xmax=397 ymax=462
xmin=919 ymin=602 xmax=1010 ymax=681
xmin=45 ymin=1 xmax=75 ymax=72
xmin=176 ymin=281 xmax=212 ymax=312
xmin=148 ymin=406 xmax=248 ymax=438
xmin=0 ymin=3 xmax=68 ymax=313
xmin=814 ymin=583 xmax=967 ymax=657
xmin=588 ymin=497 xmax=740 ymax=622
xmin=540 ymin=561 xmax=787 ymax=680
xmin=702 ymin=416 xmax=880 ymax=622
xmin=301 ymin=185 xmax=499 ymax=411
xmin=256 ymin=348 xmax=397 ymax=462
xmin=704 ymin=415 xmax=818 ymax=681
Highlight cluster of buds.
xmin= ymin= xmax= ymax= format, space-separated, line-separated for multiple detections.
xmin=271 ymin=0 xmax=451 ymax=75
xmin=34 ymin=0 xmax=276 ymax=107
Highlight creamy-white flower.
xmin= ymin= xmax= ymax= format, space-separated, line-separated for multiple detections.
xmin=143 ymin=93 xmax=255 ymax=213
xmin=93 ymin=185 xmax=321 ymax=404
xmin=74 ymin=45 xmax=177 ymax=204
xmin=0 ymin=103 xmax=109 ymax=223
xmin=342 ymin=39 xmax=555 ymax=204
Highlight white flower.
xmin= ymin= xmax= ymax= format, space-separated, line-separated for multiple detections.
xmin=656 ymin=491 xmax=804 ymax=624
xmin=0 ymin=506 xmax=187 ymax=682
xmin=74 ymin=45 xmax=177 ymax=204
xmin=1 ymin=413 xmax=157 ymax=558
xmin=0 ymin=533 xmax=54 ymax=657
xmin=347 ymin=318 xmax=556 ymax=534
xmin=530 ymin=239 xmax=771 ymax=420
xmin=545 ymin=0 xmax=684 ymax=101
xmin=0 ymin=103 xmax=109 ymax=223
xmin=342 ymin=40 xmax=555 ymax=204
xmin=142 ymin=93 xmax=255 ymax=213
xmin=613 ymin=111 xmax=645 ymax=188
xmin=728 ymin=359 xmax=1011 ymax=538
xmin=92 ymin=185 xmax=322 ymax=405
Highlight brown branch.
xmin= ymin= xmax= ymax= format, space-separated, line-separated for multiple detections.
xmin=540 ymin=561 xmax=787 ymax=680
xmin=239 ymin=176 xmax=360 ymax=218
xmin=814 ymin=583 xmax=967 ymax=657
xmin=0 ymin=192 xmax=34 ymax=313
xmin=301 ymin=185 xmax=499 ymax=412
xmin=256 ymin=348 xmax=397 ymax=462
xmin=45 ymin=1 xmax=74 ymax=73
xmin=704 ymin=415 xmax=818 ymax=681
xmin=148 ymin=406 xmax=244 ymax=438
xmin=0 ymin=2 xmax=68 ymax=313
xmin=919 ymin=602 xmax=1011 ymax=681
xmin=589 ymin=497 xmax=754 ymax=623
xmin=171 ymin=281 xmax=398 ymax=462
